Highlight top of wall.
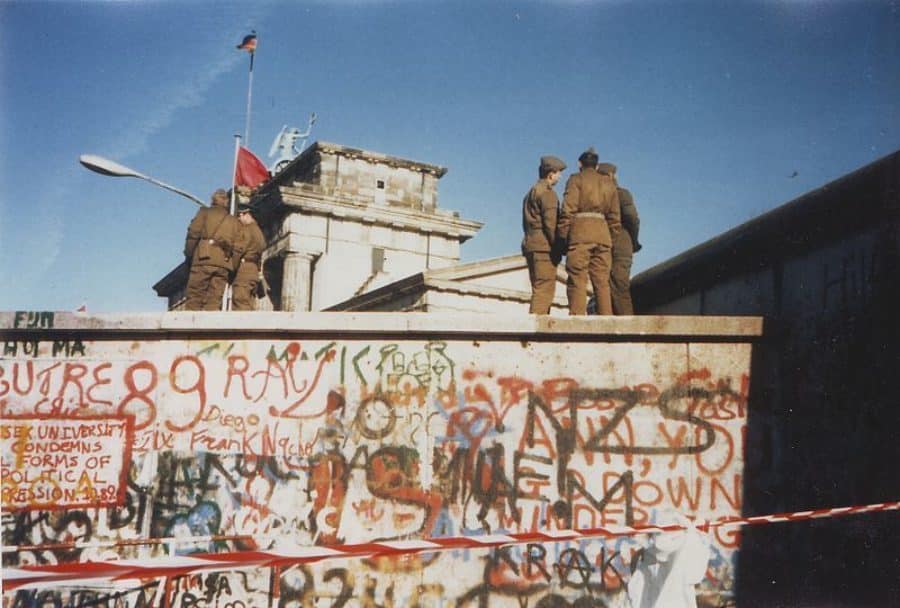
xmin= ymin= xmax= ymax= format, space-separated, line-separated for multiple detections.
xmin=633 ymin=149 xmax=900 ymax=305
xmin=0 ymin=311 xmax=763 ymax=342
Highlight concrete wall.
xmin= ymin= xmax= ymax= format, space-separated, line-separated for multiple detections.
xmin=632 ymin=150 xmax=900 ymax=606
xmin=1 ymin=312 xmax=759 ymax=608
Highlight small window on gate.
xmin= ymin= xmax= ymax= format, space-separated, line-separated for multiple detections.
xmin=372 ymin=247 xmax=385 ymax=273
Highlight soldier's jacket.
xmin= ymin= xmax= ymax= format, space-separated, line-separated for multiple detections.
xmin=184 ymin=205 xmax=242 ymax=270
xmin=236 ymin=222 xmax=266 ymax=270
xmin=521 ymin=179 xmax=559 ymax=253
xmin=557 ymin=167 xmax=621 ymax=246
xmin=617 ymin=187 xmax=640 ymax=247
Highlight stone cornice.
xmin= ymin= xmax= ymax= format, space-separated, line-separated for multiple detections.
xmin=265 ymin=232 xmax=322 ymax=260
xmin=313 ymin=141 xmax=448 ymax=177
xmin=278 ymin=185 xmax=483 ymax=240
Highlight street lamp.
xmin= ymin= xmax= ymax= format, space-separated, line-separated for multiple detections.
xmin=79 ymin=154 xmax=206 ymax=207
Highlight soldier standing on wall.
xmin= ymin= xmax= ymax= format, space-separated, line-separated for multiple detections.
xmin=522 ymin=155 xmax=567 ymax=314
xmin=232 ymin=197 xmax=267 ymax=311
xmin=598 ymin=162 xmax=642 ymax=315
xmin=183 ymin=189 xmax=242 ymax=311
xmin=556 ymin=147 xmax=621 ymax=315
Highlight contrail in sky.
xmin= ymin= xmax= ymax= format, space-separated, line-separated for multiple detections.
xmin=4 ymin=12 xmax=271 ymax=308
xmin=108 ymin=51 xmax=245 ymax=160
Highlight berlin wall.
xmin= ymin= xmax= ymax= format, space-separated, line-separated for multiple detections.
xmin=1 ymin=311 xmax=761 ymax=608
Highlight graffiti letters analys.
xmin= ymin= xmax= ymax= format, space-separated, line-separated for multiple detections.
xmin=1 ymin=332 xmax=751 ymax=607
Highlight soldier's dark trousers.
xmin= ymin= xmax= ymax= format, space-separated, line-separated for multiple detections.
xmin=566 ymin=242 xmax=612 ymax=315
xmin=184 ymin=265 xmax=229 ymax=311
xmin=231 ymin=262 xmax=260 ymax=311
xmin=526 ymin=252 xmax=557 ymax=314
xmin=611 ymin=232 xmax=634 ymax=315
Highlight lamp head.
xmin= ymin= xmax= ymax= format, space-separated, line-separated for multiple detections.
xmin=79 ymin=154 xmax=143 ymax=179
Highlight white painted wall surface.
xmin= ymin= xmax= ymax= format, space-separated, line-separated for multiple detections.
xmin=1 ymin=312 xmax=758 ymax=607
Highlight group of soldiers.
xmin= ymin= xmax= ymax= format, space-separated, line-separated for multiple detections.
xmin=522 ymin=146 xmax=641 ymax=316
xmin=183 ymin=147 xmax=638 ymax=315
xmin=183 ymin=188 xmax=266 ymax=311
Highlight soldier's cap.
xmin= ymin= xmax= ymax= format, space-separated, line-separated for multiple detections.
xmin=597 ymin=162 xmax=617 ymax=175
xmin=540 ymin=155 xmax=567 ymax=173
xmin=578 ymin=147 xmax=599 ymax=163
xmin=211 ymin=188 xmax=229 ymax=206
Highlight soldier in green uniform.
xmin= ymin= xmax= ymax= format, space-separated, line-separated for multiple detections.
xmin=598 ymin=163 xmax=641 ymax=315
xmin=522 ymin=155 xmax=567 ymax=314
xmin=232 ymin=201 xmax=267 ymax=311
xmin=557 ymin=148 xmax=621 ymax=315
xmin=183 ymin=189 xmax=241 ymax=311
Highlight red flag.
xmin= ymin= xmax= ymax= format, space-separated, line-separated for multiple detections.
xmin=235 ymin=146 xmax=269 ymax=188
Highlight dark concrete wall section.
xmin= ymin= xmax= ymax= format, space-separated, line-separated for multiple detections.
xmin=632 ymin=150 xmax=900 ymax=606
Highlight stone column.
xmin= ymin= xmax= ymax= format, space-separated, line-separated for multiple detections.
xmin=281 ymin=251 xmax=317 ymax=311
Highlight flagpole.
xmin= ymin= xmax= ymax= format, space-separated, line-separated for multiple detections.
xmin=244 ymin=51 xmax=254 ymax=146
xmin=231 ymin=134 xmax=241 ymax=215
xmin=223 ymin=133 xmax=243 ymax=312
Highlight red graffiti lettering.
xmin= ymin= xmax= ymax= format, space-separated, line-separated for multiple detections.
xmin=225 ymin=355 xmax=252 ymax=400
xmin=166 ymin=355 xmax=207 ymax=432
xmin=116 ymin=361 xmax=157 ymax=430
xmin=86 ymin=362 xmax=112 ymax=407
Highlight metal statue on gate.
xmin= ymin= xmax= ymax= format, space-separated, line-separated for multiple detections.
xmin=268 ymin=112 xmax=317 ymax=174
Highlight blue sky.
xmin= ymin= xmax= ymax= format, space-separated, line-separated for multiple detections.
xmin=1 ymin=1 xmax=898 ymax=312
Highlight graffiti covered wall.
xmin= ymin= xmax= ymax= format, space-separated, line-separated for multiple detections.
xmin=1 ymin=312 xmax=760 ymax=607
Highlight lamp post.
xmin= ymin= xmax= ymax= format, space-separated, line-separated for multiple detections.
xmin=79 ymin=154 xmax=223 ymax=310
xmin=79 ymin=154 xmax=206 ymax=207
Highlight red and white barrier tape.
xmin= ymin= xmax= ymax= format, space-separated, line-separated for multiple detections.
xmin=4 ymin=500 xmax=898 ymax=591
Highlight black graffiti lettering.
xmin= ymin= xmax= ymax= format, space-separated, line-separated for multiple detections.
xmin=513 ymin=451 xmax=553 ymax=504
xmin=491 ymin=544 xmax=521 ymax=576
xmin=11 ymin=589 xmax=61 ymax=608
xmin=13 ymin=311 xmax=54 ymax=329
xmin=51 ymin=340 xmax=86 ymax=358
xmin=354 ymin=394 xmax=397 ymax=440
xmin=322 ymin=568 xmax=354 ymax=608
xmin=596 ymin=548 xmax=627 ymax=592
xmin=555 ymin=548 xmax=595 ymax=589
xmin=277 ymin=564 xmax=315 ymax=607
xmin=4 ymin=340 xmax=40 ymax=358
xmin=526 ymin=391 xmax=582 ymax=497
xmin=525 ymin=543 xmax=553 ymax=582
xmin=566 ymin=469 xmax=634 ymax=527
xmin=472 ymin=444 xmax=516 ymax=529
